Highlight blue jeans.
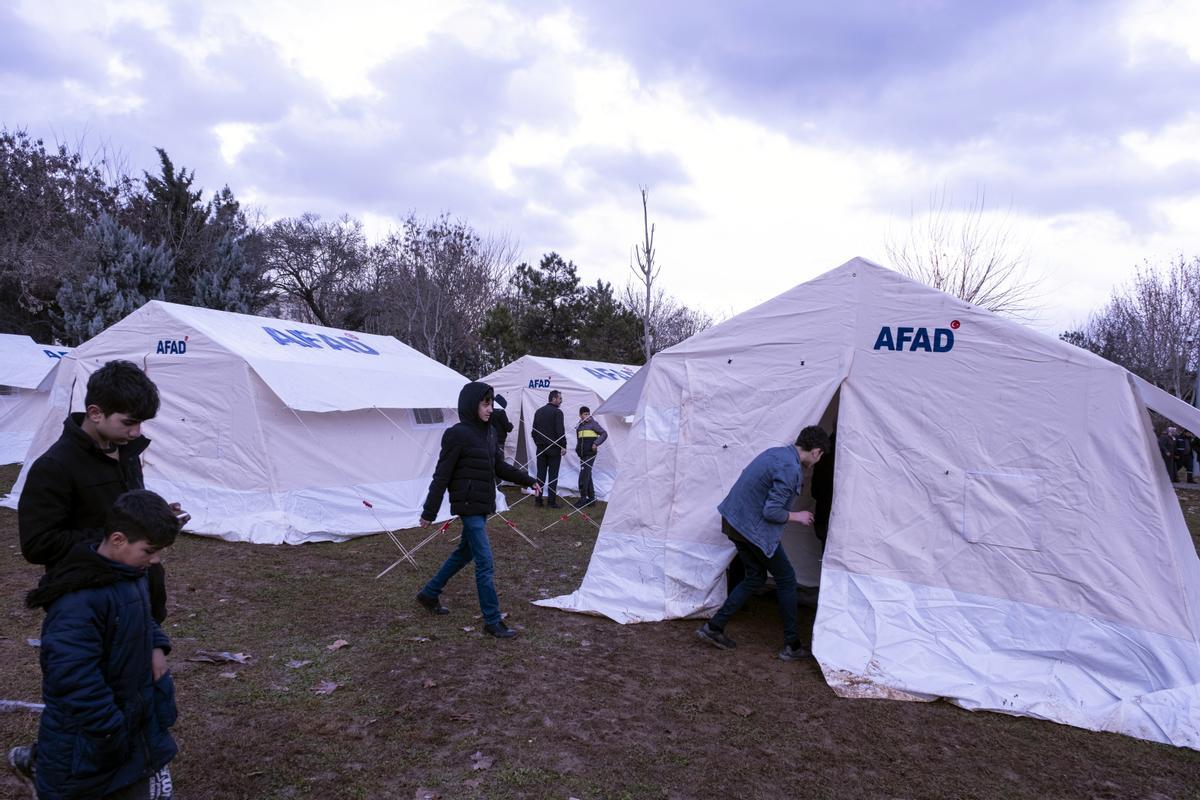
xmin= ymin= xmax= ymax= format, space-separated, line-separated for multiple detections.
xmin=710 ymin=526 xmax=798 ymax=645
xmin=421 ymin=515 xmax=501 ymax=626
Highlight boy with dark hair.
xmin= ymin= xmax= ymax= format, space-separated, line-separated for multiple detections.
xmin=574 ymin=406 xmax=608 ymax=507
xmin=416 ymin=382 xmax=540 ymax=639
xmin=18 ymin=360 xmax=184 ymax=623
xmin=531 ymin=389 xmax=566 ymax=508
xmin=10 ymin=490 xmax=180 ymax=800
xmin=697 ymin=425 xmax=830 ymax=661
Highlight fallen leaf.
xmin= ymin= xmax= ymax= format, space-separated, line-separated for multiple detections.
xmin=580 ymin=640 xmax=592 ymax=647
xmin=219 ymin=672 xmax=238 ymax=680
xmin=414 ymin=789 xmax=441 ymax=800
xmin=461 ymin=626 xmax=475 ymax=632
xmin=470 ymin=751 xmax=495 ymax=771
xmin=731 ymin=705 xmax=753 ymax=717
xmin=408 ymin=636 xmax=431 ymax=643
xmin=423 ymin=678 xmax=437 ymax=688
xmin=327 ymin=639 xmax=351 ymax=651
xmin=285 ymin=660 xmax=312 ymax=669
xmin=312 ymin=679 xmax=340 ymax=695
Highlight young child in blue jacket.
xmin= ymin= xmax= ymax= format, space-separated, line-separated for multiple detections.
xmin=12 ymin=490 xmax=181 ymax=800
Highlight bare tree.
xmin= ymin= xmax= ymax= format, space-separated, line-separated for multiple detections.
xmin=619 ymin=283 xmax=715 ymax=354
xmin=885 ymin=187 xmax=1040 ymax=318
xmin=260 ymin=214 xmax=370 ymax=328
xmin=1064 ymin=256 xmax=1200 ymax=401
xmin=630 ymin=187 xmax=659 ymax=361
xmin=371 ymin=214 xmax=517 ymax=375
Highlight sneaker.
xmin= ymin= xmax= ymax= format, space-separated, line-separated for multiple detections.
xmin=484 ymin=621 xmax=518 ymax=639
xmin=8 ymin=744 xmax=35 ymax=798
xmin=415 ymin=592 xmax=449 ymax=615
xmin=696 ymin=622 xmax=736 ymax=650
xmin=778 ymin=642 xmax=811 ymax=661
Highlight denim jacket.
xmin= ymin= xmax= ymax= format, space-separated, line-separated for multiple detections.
xmin=716 ymin=445 xmax=803 ymax=557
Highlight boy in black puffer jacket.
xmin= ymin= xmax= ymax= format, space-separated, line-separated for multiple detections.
xmin=16 ymin=490 xmax=180 ymax=800
xmin=416 ymin=382 xmax=540 ymax=639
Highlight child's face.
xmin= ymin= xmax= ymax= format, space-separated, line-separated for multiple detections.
xmin=579 ymin=411 xmax=590 ymax=422
xmin=88 ymin=406 xmax=144 ymax=446
xmin=477 ymin=397 xmax=493 ymax=423
xmin=102 ymin=532 xmax=167 ymax=569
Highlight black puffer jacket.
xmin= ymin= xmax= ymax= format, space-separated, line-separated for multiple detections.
xmin=421 ymin=382 xmax=535 ymax=521
xmin=491 ymin=393 xmax=514 ymax=449
xmin=19 ymin=414 xmax=149 ymax=567
xmin=19 ymin=414 xmax=168 ymax=623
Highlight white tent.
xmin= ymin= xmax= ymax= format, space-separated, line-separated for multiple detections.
xmin=479 ymin=355 xmax=639 ymax=500
xmin=2 ymin=301 xmax=471 ymax=544
xmin=541 ymin=257 xmax=1200 ymax=750
xmin=0 ymin=334 xmax=70 ymax=464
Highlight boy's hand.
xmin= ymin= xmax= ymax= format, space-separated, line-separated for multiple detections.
xmin=152 ymin=648 xmax=168 ymax=681
xmin=788 ymin=510 xmax=815 ymax=526
xmin=419 ymin=518 xmax=431 ymax=528
xmin=561 ymin=448 xmax=567 ymax=457
xmin=531 ymin=482 xmax=542 ymax=495
xmin=170 ymin=502 xmax=191 ymax=528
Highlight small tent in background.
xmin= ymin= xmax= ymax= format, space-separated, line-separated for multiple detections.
xmin=542 ymin=257 xmax=1200 ymax=750
xmin=0 ymin=334 xmax=70 ymax=464
xmin=479 ymin=355 xmax=639 ymax=500
xmin=2 ymin=301 xmax=470 ymax=544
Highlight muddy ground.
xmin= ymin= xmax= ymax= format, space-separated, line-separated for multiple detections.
xmin=3 ymin=463 xmax=1200 ymax=799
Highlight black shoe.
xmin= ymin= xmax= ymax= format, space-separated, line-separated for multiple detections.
xmin=696 ymin=622 xmax=736 ymax=650
xmin=415 ymin=592 xmax=449 ymax=615
xmin=779 ymin=641 xmax=812 ymax=661
xmin=548 ymin=501 xmax=561 ymax=509
xmin=8 ymin=744 xmax=35 ymax=799
xmin=484 ymin=621 xmax=518 ymax=639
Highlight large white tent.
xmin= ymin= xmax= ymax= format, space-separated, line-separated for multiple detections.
xmin=2 ymin=301 xmax=470 ymax=544
xmin=479 ymin=355 xmax=639 ymax=500
xmin=0 ymin=334 xmax=70 ymax=464
xmin=541 ymin=257 xmax=1200 ymax=750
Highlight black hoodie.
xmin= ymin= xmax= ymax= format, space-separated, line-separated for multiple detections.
xmin=421 ymin=382 xmax=536 ymax=521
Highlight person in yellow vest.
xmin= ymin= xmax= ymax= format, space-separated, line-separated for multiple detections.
xmin=574 ymin=406 xmax=608 ymax=507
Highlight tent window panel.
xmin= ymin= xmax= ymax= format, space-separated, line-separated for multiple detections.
xmin=412 ymin=408 xmax=445 ymax=427
xmin=0 ymin=385 xmax=17 ymax=396
xmin=961 ymin=472 xmax=1043 ymax=551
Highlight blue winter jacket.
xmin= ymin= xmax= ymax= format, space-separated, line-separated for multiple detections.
xmin=34 ymin=549 xmax=177 ymax=800
xmin=717 ymin=445 xmax=804 ymax=558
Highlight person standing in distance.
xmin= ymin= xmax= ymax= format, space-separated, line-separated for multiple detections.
xmin=531 ymin=389 xmax=566 ymax=509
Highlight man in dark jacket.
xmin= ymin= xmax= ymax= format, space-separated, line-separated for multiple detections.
xmin=18 ymin=360 xmax=182 ymax=624
xmin=490 ymin=394 xmax=515 ymax=486
xmin=15 ymin=490 xmax=179 ymax=800
xmin=531 ymin=390 xmax=566 ymax=508
xmin=415 ymin=382 xmax=540 ymax=639
xmin=1175 ymin=430 xmax=1195 ymax=484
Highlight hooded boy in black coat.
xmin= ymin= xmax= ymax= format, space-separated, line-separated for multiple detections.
xmin=416 ymin=382 xmax=539 ymax=638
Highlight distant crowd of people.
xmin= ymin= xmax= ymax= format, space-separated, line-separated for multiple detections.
xmin=1159 ymin=426 xmax=1200 ymax=484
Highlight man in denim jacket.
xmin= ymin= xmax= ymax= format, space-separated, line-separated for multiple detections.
xmin=697 ymin=425 xmax=830 ymax=661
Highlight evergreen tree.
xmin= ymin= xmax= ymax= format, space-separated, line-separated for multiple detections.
xmin=56 ymin=213 xmax=174 ymax=344
xmin=191 ymin=231 xmax=254 ymax=313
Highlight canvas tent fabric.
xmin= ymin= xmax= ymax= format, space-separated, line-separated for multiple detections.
xmin=2 ymin=301 xmax=471 ymax=544
xmin=478 ymin=355 xmax=639 ymax=500
xmin=0 ymin=334 xmax=71 ymax=464
xmin=539 ymin=257 xmax=1200 ymax=750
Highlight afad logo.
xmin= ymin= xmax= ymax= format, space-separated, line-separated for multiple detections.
xmin=263 ymin=326 xmax=380 ymax=355
xmin=873 ymin=320 xmax=960 ymax=353
xmin=156 ymin=336 xmax=188 ymax=355
xmin=42 ymin=349 xmax=68 ymax=359
xmin=583 ymin=366 xmax=637 ymax=381
xmin=528 ymin=377 xmax=551 ymax=389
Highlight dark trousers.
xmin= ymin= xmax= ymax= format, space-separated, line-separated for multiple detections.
xmin=710 ymin=519 xmax=798 ymax=645
xmin=578 ymin=455 xmax=596 ymax=500
xmin=536 ymin=449 xmax=561 ymax=500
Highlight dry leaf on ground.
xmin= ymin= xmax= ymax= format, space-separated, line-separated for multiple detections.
xmin=312 ymin=679 xmax=339 ymax=695
xmin=327 ymin=639 xmax=351 ymax=651
xmin=471 ymin=751 xmax=495 ymax=770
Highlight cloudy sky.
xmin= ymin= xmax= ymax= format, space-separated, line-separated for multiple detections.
xmin=3 ymin=0 xmax=1198 ymax=335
